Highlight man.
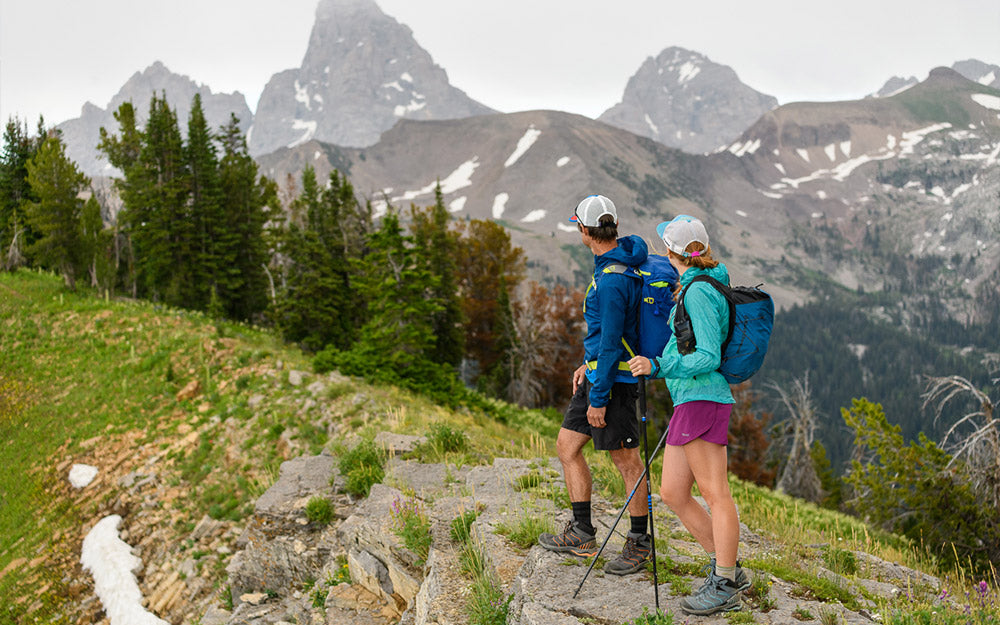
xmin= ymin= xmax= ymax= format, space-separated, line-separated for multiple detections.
xmin=538 ymin=194 xmax=652 ymax=575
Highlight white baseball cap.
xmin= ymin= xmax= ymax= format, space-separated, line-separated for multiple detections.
xmin=656 ymin=215 xmax=709 ymax=257
xmin=569 ymin=194 xmax=618 ymax=227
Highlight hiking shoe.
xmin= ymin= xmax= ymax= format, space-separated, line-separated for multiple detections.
xmin=680 ymin=572 xmax=744 ymax=615
xmin=697 ymin=558 xmax=750 ymax=593
xmin=538 ymin=521 xmax=598 ymax=557
xmin=603 ymin=532 xmax=651 ymax=575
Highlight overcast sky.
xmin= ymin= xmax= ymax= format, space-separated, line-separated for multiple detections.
xmin=2 ymin=0 xmax=998 ymax=128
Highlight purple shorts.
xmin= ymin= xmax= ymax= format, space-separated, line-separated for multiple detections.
xmin=666 ymin=401 xmax=732 ymax=446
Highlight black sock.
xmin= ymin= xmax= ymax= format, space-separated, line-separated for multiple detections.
xmin=630 ymin=514 xmax=648 ymax=536
xmin=571 ymin=501 xmax=593 ymax=534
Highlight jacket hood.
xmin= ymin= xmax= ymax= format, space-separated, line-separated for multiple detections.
xmin=679 ymin=262 xmax=730 ymax=286
xmin=596 ymin=235 xmax=648 ymax=268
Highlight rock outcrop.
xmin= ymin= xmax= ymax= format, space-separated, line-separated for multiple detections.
xmin=598 ymin=46 xmax=777 ymax=154
xmin=247 ymin=0 xmax=494 ymax=156
xmin=212 ymin=442 xmax=946 ymax=625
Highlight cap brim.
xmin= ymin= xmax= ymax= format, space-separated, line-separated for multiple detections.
xmin=656 ymin=222 xmax=669 ymax=239
xmin=568 ymin=214 xmax=579 ymax=223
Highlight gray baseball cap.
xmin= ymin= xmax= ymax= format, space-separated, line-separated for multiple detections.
xmin=569 ymin=194 xmax=618 ymax=227
xmin=656 ymin=215 xmax=709 ymax=257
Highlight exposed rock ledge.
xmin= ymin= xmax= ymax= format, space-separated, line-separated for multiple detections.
xmin=208 ymin=439 xmax=942 ymax=625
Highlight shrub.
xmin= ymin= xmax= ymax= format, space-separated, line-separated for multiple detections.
xmin=339 ymin=440 xmax=386 ymax=497
xmin=305 ymin=496 xmax=334 ymax=525
xmin=390 ymin=496 xmax=432 ymax=565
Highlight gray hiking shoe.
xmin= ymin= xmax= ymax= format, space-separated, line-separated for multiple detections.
xmin=603 ymin=532 xmax=651 ymax=575
xmin=681 ymin=572 xmax=744 ymax=615
xmin=697 ymin=558 xmax=750 ymax=593
xmin=538 ymin=521 xmax=598 ymax=557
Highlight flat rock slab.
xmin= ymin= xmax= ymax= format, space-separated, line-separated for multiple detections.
xmin=255 ymin=454 xmax=337 ymax=516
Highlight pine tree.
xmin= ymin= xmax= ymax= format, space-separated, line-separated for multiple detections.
xmin=351 ymin=207 xmax=441 ymax=368
xmin=217 ymin=114 xmax=273 ymax=321
xmin=1 ymin=117 xmax=43 ymax=270
xmin=410 ymin=183 xmax=464 ymax=367
xmin=24 ymin=135 xmax=89 ymax=289
xmin=184 ymin=94 xmax=223 ymax=310
xmin=271 ymin=165 xmax=341 ymax=350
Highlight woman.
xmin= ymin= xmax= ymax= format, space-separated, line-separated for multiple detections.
xmin=627 ymin=214 xmax=749 ymax=616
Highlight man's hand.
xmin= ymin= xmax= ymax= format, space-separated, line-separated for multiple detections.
xmin=587 ymin=405 xmax=607 ymax=428
xmin=572 ymin=364 xmax=587 ymax=394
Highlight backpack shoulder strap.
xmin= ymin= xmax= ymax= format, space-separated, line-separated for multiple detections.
xmin=679 ymin=274 xmax=736 ymax=352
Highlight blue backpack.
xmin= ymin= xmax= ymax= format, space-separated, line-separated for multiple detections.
xmin=604 ymin=254 xmax=679 ymax=361
xmin=674 ymin=275 xmax=774 ymax=384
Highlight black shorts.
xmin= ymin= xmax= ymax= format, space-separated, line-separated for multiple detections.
xmin=562 ymin=378 xmax=640 ymax=451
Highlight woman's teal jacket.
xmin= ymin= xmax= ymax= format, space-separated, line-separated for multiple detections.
xmin=650 ymin=263 xmax=735 ymax=406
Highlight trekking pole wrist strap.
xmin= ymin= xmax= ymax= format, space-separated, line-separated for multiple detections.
xmin=649 ymin=358 xmax=660 ymax=378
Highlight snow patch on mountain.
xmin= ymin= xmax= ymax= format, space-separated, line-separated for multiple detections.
xmin=288 ymin=120 xmax=318 ymax=148
xmin=492 ymin=193 xmax=509 ymax=219
xmin=971 ymin=93 xmax=1000 ymax=111
xmin=521 ymin=210 xmax=546 ymax=223
xmin=504 ymin=126 xmax=541 ymax=167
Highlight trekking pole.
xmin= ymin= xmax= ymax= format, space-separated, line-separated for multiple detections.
xmin=639 ymin=376 xmax=661 ymax=610
xmin=573 ymin=412 xmax=669 ymax=599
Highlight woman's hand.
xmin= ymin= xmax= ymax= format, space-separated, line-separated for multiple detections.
xmin=628 ymin=356 xmax=652 ymax=377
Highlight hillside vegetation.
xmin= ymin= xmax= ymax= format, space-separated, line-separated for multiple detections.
xmin=2 ymin=270 xmax=999 ymax=625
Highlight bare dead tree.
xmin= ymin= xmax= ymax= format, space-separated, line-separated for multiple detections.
xmin=770 ymin=374 xmax=824 ymax=503
xmin=922 ymin=375 xmax=999 ymax=510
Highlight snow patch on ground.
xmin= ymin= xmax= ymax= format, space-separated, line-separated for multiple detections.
xmin=504 ymin=126 xmax=542 ymax=167
xmin=978 ymin=71 xmax=997 ymax=86
xmin=557 ymin=156 xmax=570 ymax=167
xmin=774 ymin=162 xmax=786 ymax=175
xmin=796 ymin=148 xmax=810 ymax=162
xmin=824 ymin=144 xmax=837 ymax=161
xmin=521 ymin=209 xmax=546 ymax=223
xmin=449 ymin=196 xmax=466 ymax=213
xmin=492 ymin=193 xmax=509 ymax=219
xmin=557 ymin=223 xmax=578 ymax=233
xmin=840 ymin=141 xmax=851 ymax=157
xmin=314 ymin=151 xmax=322 ymax=160
xmin=81 ymin=515 xmax=169 ymax=625
xmin=69 ymin=464 xmax=98 ymax=488
xmin=736 ymin=209 xmax=748 ymax=217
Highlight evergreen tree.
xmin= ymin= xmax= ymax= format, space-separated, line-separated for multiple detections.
xmin=410 ymin=183 xmax=464 ymax=367
xmin=271 ymin=165 xmax=342 ymax=350
xmin=216 ymin=114 xmax=273 ymax=321
xmin=1 ymin=117 xmax=43 ymax=270
xmin=184 ymin=94 xmax=223 ymax=310
xmin=98 ymin=102 xmax=145 ymax=294
xmin=337 ymin=207 xmax=442 ymax=379
xmin=24 ymin=135 xmax=89 ymax=289
xmin=102 ymin=94 xmax=191 ymax=304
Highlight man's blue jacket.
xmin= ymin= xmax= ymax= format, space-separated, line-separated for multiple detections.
xmin=582 ymin=235 xmax=647 ymax=408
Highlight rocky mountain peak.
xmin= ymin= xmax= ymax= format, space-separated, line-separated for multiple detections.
xmin=247 ymin=0 xmax=494 ymax=156
xmin=56 ymin=62 xmax=252 ymax=177
xmin=598 ymin=46 xmax=777 ymax=154
xmin=872 ymin=59 xmax=1000 ymax=98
